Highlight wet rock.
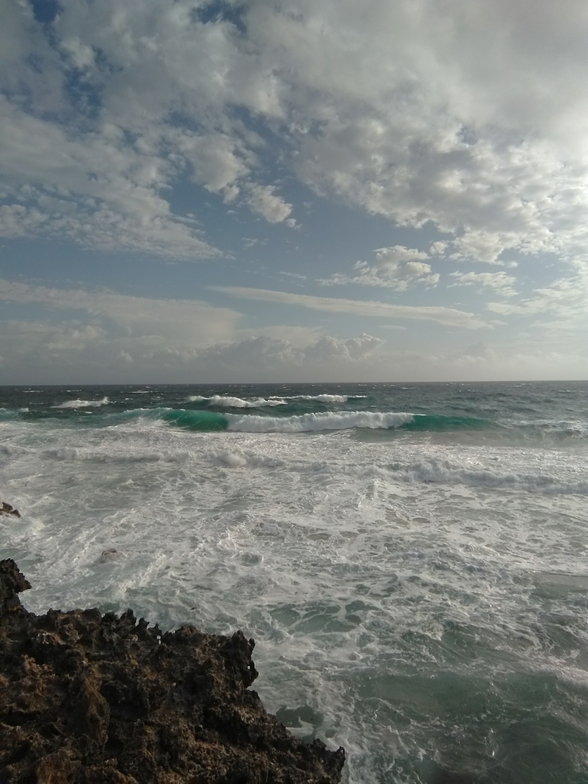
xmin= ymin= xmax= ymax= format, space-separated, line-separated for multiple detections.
xmin=98 ymin=549 xmax=121 ymax=563
xmin=0 ymin=559 xmax=345 ymax=783
xmin=0 ymin=558 xmax=31 ymax=613
xmin=0 ymin=501 xmax=21 ymax=518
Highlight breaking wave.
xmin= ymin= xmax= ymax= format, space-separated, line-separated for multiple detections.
xmin=160 ymin=410 xmax=495 ymax=434
xmin=185 ymin=393 xmax=365 ymax=408
xmin=187 ymin=395 xmax=287 ymax=408
xmin=385 ymin=458 xmax=588 ymax=495
xmin=225 ymin=411 xmax=414 ymax=433
xmin=52 ymin=397 xmax=110 ymax=409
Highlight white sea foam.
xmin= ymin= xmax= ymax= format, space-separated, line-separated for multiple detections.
xmin=216 ymin=450 xmax=248 ymax=467
xmin=42 ymin=446 xmax=188 ymax=463
xmin=53 ymin=396 xmax=110 ymax=409
xmin=384 ymin=457 xmax=588 ymax=495
xmin=226 ymin=411 xmax=414 ymax=432
xmin=214 ymin=448 xmax=285 ymax=469
xmin=186 ymin=393 xmax=364 ymax=406
xmin=2 ymin=401 xmax=588 ymax=784
xmin=518 ymin=418 xmax=588 ymax=438
xmin=187 ymin=395 xmax=287 ymax=407
xmin=291 ymin=394 xmax=350 ymax=403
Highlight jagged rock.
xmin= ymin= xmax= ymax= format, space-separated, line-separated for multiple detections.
xmin=0 ymin=559 xmax=345 ymax=783
xmin=0 ymin=502 xmax=21 ymax=518
xmin=98 ymin=549 xmax=121 ymax=563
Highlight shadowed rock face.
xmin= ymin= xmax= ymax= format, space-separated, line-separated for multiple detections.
xmin=0 ymin=559 xmax=345 ymax=783
xmin=0 ymin=501 xmax=21 ymax=518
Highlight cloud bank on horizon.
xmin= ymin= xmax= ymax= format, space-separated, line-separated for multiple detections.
xmin=0 ymin=0 xmax=586 ymax=382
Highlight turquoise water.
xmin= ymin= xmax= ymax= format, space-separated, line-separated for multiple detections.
xmin=2 ymin=381 xmax=586 ymax=441
xmin=1 ymin=381 xmax=587 ymax=782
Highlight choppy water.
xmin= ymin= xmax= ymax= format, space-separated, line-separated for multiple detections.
xmin=1 ymin=381 xmax=587 ymax=783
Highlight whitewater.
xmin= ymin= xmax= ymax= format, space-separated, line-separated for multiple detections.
xmin=1 ymin=381 xmax=587 ymax=783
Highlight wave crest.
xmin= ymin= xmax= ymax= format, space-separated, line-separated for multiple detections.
xmin=226 ymin=411 xmax=414 ymax=433
xmin=53 ymin=397 xmax=110 ymax=409
xmin=187 ymin=395 xmax=287 ymax=408
xmin=185 ymin=393 xmax=364 ymax=408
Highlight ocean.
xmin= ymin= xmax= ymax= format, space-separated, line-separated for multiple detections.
xmin=1 ymin=381 xmax=587 ymax=783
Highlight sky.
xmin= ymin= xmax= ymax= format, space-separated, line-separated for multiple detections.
xmin=1 ymin=0 xmax=587 ymax=384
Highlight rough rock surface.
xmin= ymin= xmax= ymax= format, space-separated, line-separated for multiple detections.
xmin=0 ymin=559 xmax=345 ymax=783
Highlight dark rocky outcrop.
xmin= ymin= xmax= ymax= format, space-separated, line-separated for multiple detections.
xmin=0 ymin=559 xmax=345 ymax=783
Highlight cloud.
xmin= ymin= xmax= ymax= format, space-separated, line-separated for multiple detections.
xmin=363 ymin=340 xmax=587 ymax=381
xmin=0 ymin=0 xmax=586 ymax=266
xmin=174 ymin=130 xmax=253 ymax=199
xmin=2 ymin=304 xmax=584 ymax=384
xmin=0 ymin=99 xmax=220 ymax=259
xmin=0 ymin=3 xmax=296 ymax=255
xmin=278 ymin=271 xmax=307 ymax=281
xmin=449 ymin=270 xmax=517 ymax=297
xmin=457 ymin=341 xmax=497 ymax=362
xmin=214 ymin=285 xmax=488 ymax=329
xmin=0 ymin=278 xmax=240 ymax=345
xmin=195 ymin=333 xmax=586 ymax=383
xmin=487 ymin=270 xmax=588 ymax=319
xmin=304 ymin=333 xmax=383 ymax=362
xmin=442 ymin=342 xmax=587 ymax=379
xmin=447 ymin=230 xmax=524 ymax=266
xmin=278 ymin=1 xmax=588 ymax=265
xmin=0 ymin=277 xmax=386 ymax=382
xmin=236 ymin=324 xmax=321 ymax=344
xmin=193 ymin=333 xmax=384 ymax=381
xmin=321 ymin=245 xmax=439 ymax=290
xmin=0 ymin=311 xmax=384 ymax=383
xmin=245 ymin=184 xmax=294 ymax=224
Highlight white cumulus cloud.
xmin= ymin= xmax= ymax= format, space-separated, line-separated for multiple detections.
xmin=321 ymin=246 xmax=440 ymax=290
xmin=0 ymin=0 xmax=586 ymax=267
xmin=449 ymin=271 xmax=517 ymax=297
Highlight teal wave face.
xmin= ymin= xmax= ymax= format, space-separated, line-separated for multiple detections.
xmin=162 ymin=409 xmax=229 ymax=431
xmin=0 ymin=408 xmax=21 ymax=421
xmin=0 ymin=406 xmax=495 ymax=434
xmin=1 ymin=381 xmax=585 ymax=444
xmin=162 ymin=411 xmax=494 ymax=435
xmin=404 ymin=414 xmax=494 ymax=431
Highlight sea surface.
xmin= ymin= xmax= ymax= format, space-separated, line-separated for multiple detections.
xmin=1 ymin=381 xmax=587 ymax=783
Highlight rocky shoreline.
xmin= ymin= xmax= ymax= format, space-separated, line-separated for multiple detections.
xmin=0 ymin=559 xmax=345 ymax=783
